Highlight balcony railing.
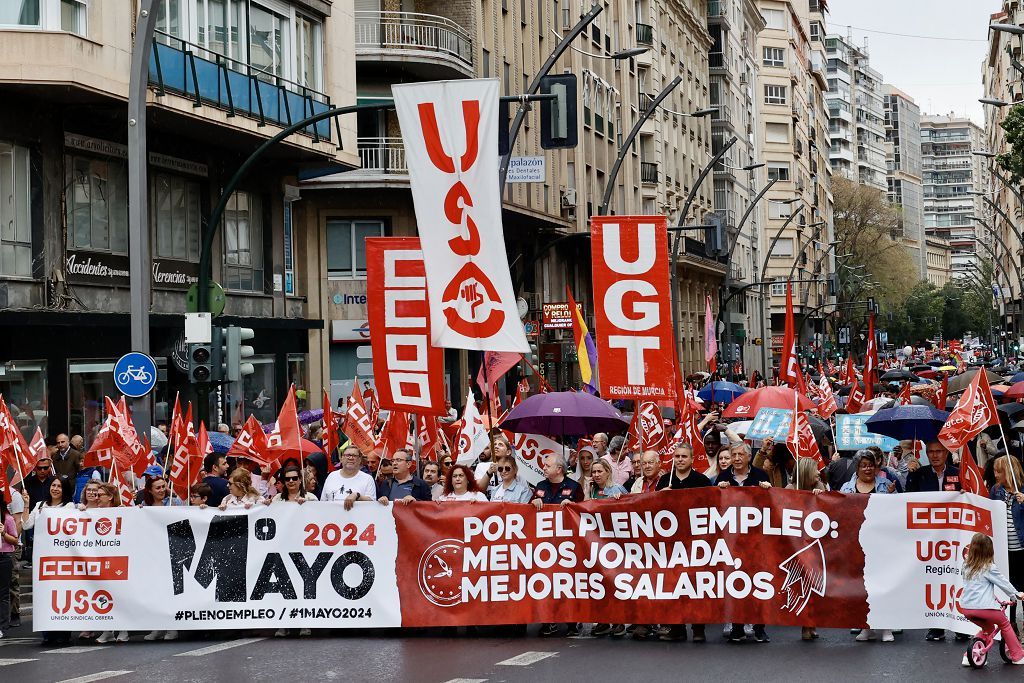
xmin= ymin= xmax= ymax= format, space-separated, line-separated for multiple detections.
xmin=636 ymin=23 xmax=654 ymax=46
xmin=709 ymin=51 xmax=725 ymax=69
xmin=711 ymin=103 xmax=731 ymax=123
xmin=641 ymin=161 xmax=659 ymax=184
xmin=355 ymin=137 xmax=407 ymax=174
xmin=355 ymin=11 xmax=473 ymax=68
xmin=707 ymin=0 xmax=727 ymax=18
xmin=149 ymin=31 xmax=333 ymax=140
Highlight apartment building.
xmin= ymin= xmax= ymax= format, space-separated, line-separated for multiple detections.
xmin=824 ymin=32 xmax=886 ymax=191
xmin=883 ymin=85 xmax=927 ymax=279
xmin=303 ymin=0 xmax=723 ymax=395
xmin=983 ymin=2 xmax=1023 ymax=337
xmin=0 ymin=0 xmax=357 ymax=438
xmin=925 ymin=237 xmax=952 ymax=288
xmin=920 ymin=115 xmax=985 ymax=279
xmin=707 ymin=0 xmax=768 ymax=373
xmin=755 ymin=0 xmax=834 ymax=370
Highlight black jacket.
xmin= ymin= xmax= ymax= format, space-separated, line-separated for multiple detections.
xmin=905 ymin=463 xmax=961 ymax=492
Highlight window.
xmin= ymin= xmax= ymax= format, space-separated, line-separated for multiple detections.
xmin=0 ymin=360 xmax=47 ymax=442
xmin=764 ymin=84 xmax=787 ymax=106
xmin=767 ymin=162 xmax=791 ymax=182
xmin=769 ymin=202 xmax=792 ymax=220
xmin=223 ymin=190 xmax=264 ymax=292
xmin=810 ymin=21 xmax=823 ymax=42
xmin=249 ymin=2 xmax=286 ymax=78
xmin=482 ymin=49 xmax=490 ymax=77
xmin=0 ymin=0 xmax=85 ymax=34
xmin=765 ymin=122 xmax=790 ymax=143
xmin=761 ymin=8 xmax=784 ymax=29
xmin=771 ymin=280 xmax=787 ymax=296
xmin=327 ymin=219 xmax=383 ymax=278
xmin=0 ymin=143 xmax=33 ymax=277
xmin=762 ymin=46 xmax=784 ymax=68
xmin=66 ymin=154 xmax=128 ymax=254
xmin=772 ymin=237 xmax=794 ymax=256
xmin=294 ymin=13 xmax=322 ymax=90
xmin=152 ymin=172 xmax=202 ymax=262
xmin=196 ymin=0 xmax=245 ymax=59
xmin=240 ymin=355 xmax=276 ymax=423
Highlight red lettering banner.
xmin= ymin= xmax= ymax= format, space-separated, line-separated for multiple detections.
xmin=591 ymin=216 xmax=676 ymax=399
xmin=366 ymin=237 xmax=446 ymax=415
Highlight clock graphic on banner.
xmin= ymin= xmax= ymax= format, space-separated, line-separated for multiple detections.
xmin=417 ymin=539 xmax=465 ymax=608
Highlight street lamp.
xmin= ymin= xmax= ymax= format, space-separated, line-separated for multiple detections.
xmin=990 ymin=23 xmax=1024 ymax=35
xmin=548 ymin=29 xmax=649 ymax=60
xmin=972 ymin=150 xmax=997 ymax=158
xmin=980 ymin=97 xmax=1010 ymax=107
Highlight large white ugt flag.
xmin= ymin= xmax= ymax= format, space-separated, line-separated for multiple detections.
xmin=393 ymin=79 xmax=528 ymax=352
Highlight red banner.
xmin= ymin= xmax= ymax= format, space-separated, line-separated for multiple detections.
xmin=394 ymin=488 xmax=870 ymax=627
xmin=591 ymin=216 xmax=676 ymax=399
xmin=365 ymin=238 xmax=446 ymax=415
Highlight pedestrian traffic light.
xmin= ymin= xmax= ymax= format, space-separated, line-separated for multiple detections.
xmin=540 ymin=74 xmax=578 ymax=150
xmin=188 ymin=342 xmax=213 ymax=383
xmin=224 ymin=326 xmax=256 ymax=382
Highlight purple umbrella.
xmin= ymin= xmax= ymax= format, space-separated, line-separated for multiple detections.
xmin=501 ymin=391 xmax=630 ymax=436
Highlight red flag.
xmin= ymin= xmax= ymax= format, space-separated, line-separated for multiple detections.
xmin=846 ymin=380 xmax=865 ymax=414
xmin=794 ymin=364 xmax=808 ymax=398
xmin=778 ymin=283 xmax=800 ymax=387
xmin=197 ymin=421 xmax=214 ymax=456
xmin=168 ymin=403 xmax=202 ymax=501
xmin=960 ymin=447 xmax=988 ymax=496
xmin=864 ymin=313 xmax=877 ymax=400
xmin=323 ymin=389 xmax=340 ymax=472
xmin=626 ymin=401 xmax=667 ymax=454
xmin=266 ymin=385 xmax=303 ymax=466
xmin=416 ymin=414 xmax=442 ymax=462
xmin=679 ymin=399 xmax=708 ymax=472
xmin=342 ymin=382 xmax=380 ymax=457
xmin=896 ymin=383 xmax=912 ymax=406
xmin=786 ymin=396 xmax=824 ymax=469
xmin=938 ymin=369 xmax=1000 ymax=452
xmin=227 ymin=415 xmax=272 ymax=469
xmin=378 ymin=409 xmax=411 ymax=458
xmin=109 ymin=461 xmax=135 ymax=507
xmin=935 ymin=375 xmax=949 ymax=409
xmin=476 ymin=351 xmax=522 ymax=398
xmin=0 ymin=399 xmax=36 ymax=483
xmin=817 ymin=374 xmax=839 ymax=419
xmin=704 ymin=295 xmax=718 ymax=374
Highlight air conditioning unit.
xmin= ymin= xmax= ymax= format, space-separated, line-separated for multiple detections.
xmin=560 ymin=188 xmax=577 ymax=208
xmin=522 ymin=292 xmax=543 ymax=310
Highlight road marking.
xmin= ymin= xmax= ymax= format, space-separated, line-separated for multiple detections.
xmin=56 ymin=671 xmax=133 ymax=683
xmin=496 ymin=651 xmax=558 ymax=666
xmin=0 ymin=658 xmax=38 ymax=666
xmin=0 ymin=638 xmax=38 ymax=647
xmin=174 ymin=637 xmax=265 ymax=657
xmin=43 ymin=646 xmax=110 ymax=654
xmin=441 ymin=679 xmax=487 ymax=683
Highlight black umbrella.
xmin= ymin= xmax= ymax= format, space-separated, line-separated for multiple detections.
xmin=998 ymin=403 xmax=1024 ymax=420
xmin=910 ymin=364 xmax=932 ymax=373
xmin=880 ymin=369 xmax=918 ymax=382
xmin=837 ymin=381 xmax=886 ymax=396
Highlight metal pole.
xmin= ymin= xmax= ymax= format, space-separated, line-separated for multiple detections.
xmin=597 ymin=76 xmax=682 ymax=216
xmin=128 ymin=0 xmax=157 ymax=442
xmin=499 ymin=3 xmax=603 ymax=191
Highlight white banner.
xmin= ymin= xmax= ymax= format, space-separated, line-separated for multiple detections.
xmin=393 ymin=79 xmax=528 ymax=353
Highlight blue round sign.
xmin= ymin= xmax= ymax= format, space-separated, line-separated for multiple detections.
xmin=114 ymin=352 xmax=158 ymax=398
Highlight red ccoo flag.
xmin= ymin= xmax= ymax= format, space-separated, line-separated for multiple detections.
xmin=938 ymin=368 xmax=1000 ymax=453
xmin=778 ymin=283 xmax=800 ymax=387
xmin=864 ymin=313 xmax=877 ymax=400
xmin=786 ymin=394 xmax=824 ymax=470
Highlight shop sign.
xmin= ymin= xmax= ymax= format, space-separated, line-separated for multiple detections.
xmin=542 ymin=301 xmax=581 ymax=329
xmin=65 ymin=251 xmax=198 ymax=290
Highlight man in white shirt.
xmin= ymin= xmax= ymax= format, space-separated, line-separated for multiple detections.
xmin=321 ymin=447 xmax=381 ymax=510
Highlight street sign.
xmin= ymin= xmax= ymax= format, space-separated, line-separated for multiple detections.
xmin=114 ymin=352 xmax=158 ymax=398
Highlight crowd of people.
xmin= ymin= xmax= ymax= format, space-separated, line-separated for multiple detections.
xmin=1 ymin=365 xmax=1023 ymax=661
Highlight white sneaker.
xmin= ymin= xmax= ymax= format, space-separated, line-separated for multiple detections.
xmin=163 ymin=631 xmax=178 ymax=641
xmin=274 ymin=628 xmax=287 ymax=637
xmin=962 ymin=654 xmax=970 ymax=667
xmin=144 ymin=631 xmax=161 ymax=641
xmin=1013 ymin=657 xmax=1024 ymax=665
xmin=881 ymin=630 xmax=894 ymax=642
xmin=116 ymin=631 xmax=129 ymax=643
xmin=855 ymin=629 xmax=875 ymax=641
xmin=96 ymin=631 xmax=114 ymax=644
xmin=298 ymin=628 xmax=311 ymax=637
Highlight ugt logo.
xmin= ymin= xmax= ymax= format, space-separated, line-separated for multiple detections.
xmin=415 ymin=100 xmax=505 ymax=338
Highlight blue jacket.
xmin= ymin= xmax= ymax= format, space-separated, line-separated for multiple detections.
xmin=991 ymin=483 xmax=1024 ymax=548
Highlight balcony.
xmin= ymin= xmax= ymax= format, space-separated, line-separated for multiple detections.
xmin=149 ymin=32 xmax=333 ymax=140
xmin=355 ymin=11 xmax=474 ymax=79
xmin=711 ymin=103 xmax=733 ymax=128
xmin=707 ymin=0 xmax=730 ymax=24
xmin=357 ymin=137 xmax=407 ymax=174
xmin=636 ymin=23 xmax=654 ymax=46
xmin=641 ymin=162 xmax=659 ymax=184
xmin=709 ymin=51 xmax=727 ymax=72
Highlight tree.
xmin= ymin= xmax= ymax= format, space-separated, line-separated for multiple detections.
xmin=997 ymin=104 xmax=1024 ymax=186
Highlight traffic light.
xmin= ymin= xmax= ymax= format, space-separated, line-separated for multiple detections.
xmin=540 ymin=74 xmax=578 ymax=150
xmin=524 ymin=342 xmax=539 ymax=376
xmin=706 ymin=213 xmax=725 ymax=256
xmin=224 ymin=326 xmax=255 ymax=382
xmin=828 ymin=272 xmax=840 ymax=297
xmin=188 ymin=341 xmax=213 ymax=383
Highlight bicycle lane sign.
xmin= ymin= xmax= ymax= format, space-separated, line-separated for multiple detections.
xmin=114 ymin=352 xmax=158 ymax=398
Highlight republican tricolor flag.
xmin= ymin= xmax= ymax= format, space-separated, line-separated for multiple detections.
xmin=567 ymin=286 xmax=599 ymax=395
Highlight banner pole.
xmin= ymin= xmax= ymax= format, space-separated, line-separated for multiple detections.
xmin=997 ymin=420 xmax=1020 ymax=492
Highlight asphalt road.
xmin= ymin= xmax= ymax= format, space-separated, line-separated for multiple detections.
xmin=4 ymin=618 xmax=1024 ymax=682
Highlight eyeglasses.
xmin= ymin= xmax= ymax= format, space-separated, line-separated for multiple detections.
xmin=442 ymin=461 xmax=452 ymax=467
xmin=283 ymin=476 xmax=300 ymax=482
xmin=36 ymin=465 xmax=50 ymax=471
xmin=497 ymin=466 xmax=512 ymax=473
xmin=97 ymin=491 xmax=112 ymax=498
xmin=342 ymin=453 xmax=360 ymax=458
xmin=392 ymin=458 xmax=409 ymax=464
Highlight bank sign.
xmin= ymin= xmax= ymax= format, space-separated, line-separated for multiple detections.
xmin=65 ymin=251 xmax=198 ymax=290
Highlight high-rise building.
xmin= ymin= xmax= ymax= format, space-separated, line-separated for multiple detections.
xmin=707 ymin=0 xmax=767 ymax=373
xmin=920 ymin=115 xmax=985 ymax=279
xmin=0 ymin=0 xmax=358 ymax=435
xmin=824 ymin=33 xmax=886 ymax=191
xmin=882 ymin=86 xmax=927 ymax=279
xmin=755 ymin=0 xmax=834 ymax=370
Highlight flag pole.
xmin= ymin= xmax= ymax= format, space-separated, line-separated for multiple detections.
xmin=997 ymin=420 xmax=1020 ymax=493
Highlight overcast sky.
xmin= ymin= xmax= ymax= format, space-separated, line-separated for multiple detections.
xmin=825 ymin=0 xmax=998 ymax=124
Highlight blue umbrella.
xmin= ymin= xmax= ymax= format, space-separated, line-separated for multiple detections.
xmin=864 ymin=405 xmax=950 ymax=442
xmin=697 ymin=381 xmax=746 ymax=404
xmin=1011 ymin=372 xmax=1024 ymax=384
xmin=207 ymin=431 xmax=235 ymax=454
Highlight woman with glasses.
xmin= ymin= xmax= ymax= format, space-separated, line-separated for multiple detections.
xmin=486 ymin=457 xmax=532 ymax=503
xmin=218 ymin=469 xmax=262 ymax=510
xmin=439 ymin=464 xmax=488 ymax=502
xmin=76 ymin=481 xmax=102 ymax=511
xmin=270 ymin=465 xmax=317 ymax=504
